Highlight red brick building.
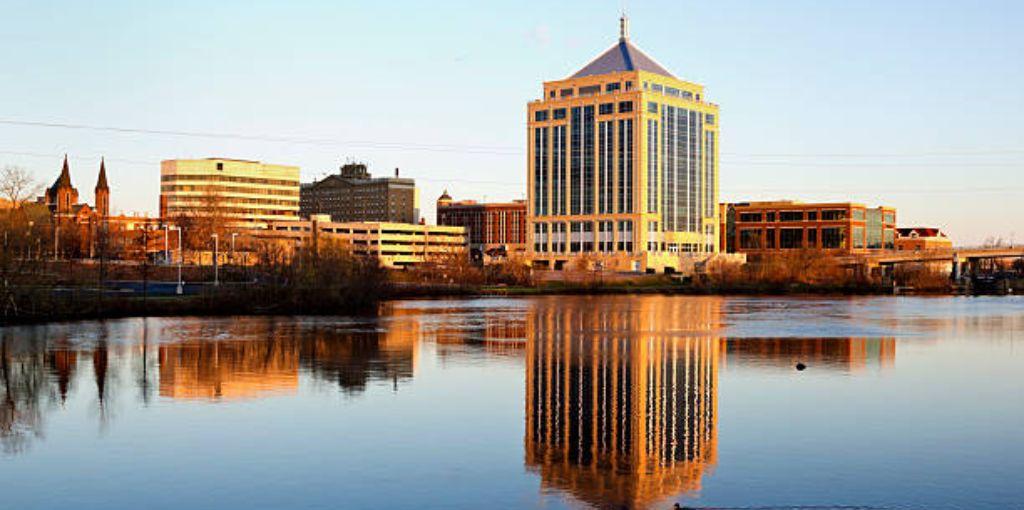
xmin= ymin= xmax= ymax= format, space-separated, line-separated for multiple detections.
xmin=721 ymin=201 xmax=897 ymax=255
xmin=436 ymin=191 xmax=526 ymax=262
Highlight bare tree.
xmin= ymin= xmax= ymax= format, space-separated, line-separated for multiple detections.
xmin=0 ymin=166 xmax=41 ymax=210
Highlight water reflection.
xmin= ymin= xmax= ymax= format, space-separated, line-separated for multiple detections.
xmin=722 ymin=338 xmax=896 ymax=372
xmin=525 ymin=297 xmax=720 ymax=509
xmin=6 ymin=296 xmax=979 ymax=509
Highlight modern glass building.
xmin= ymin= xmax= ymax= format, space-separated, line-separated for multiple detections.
xmin=527 ymin=16 xmax=720 ymax=272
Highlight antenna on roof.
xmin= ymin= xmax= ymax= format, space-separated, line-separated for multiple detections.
xmin=619 ymin=8 xmax=629 ymax=41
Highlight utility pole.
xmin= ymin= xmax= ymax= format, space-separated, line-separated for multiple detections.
xmin=174 ymin=226 xmax=183 ymax=295
xmin=212 ymin=233 xmax=219 ymax=286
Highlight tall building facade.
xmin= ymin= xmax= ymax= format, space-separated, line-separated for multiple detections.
xmin=527 ymin=17 xmax=720 ymax=272
xmin=436 ymin=191 xmax=527 ymax=261
xmin=160 ymin=158 xmax=300 ymax=228
xmin=299 ymin=163 xmax=419 ymax=224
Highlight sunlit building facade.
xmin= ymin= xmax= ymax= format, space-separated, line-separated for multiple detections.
xmin=527 ymin=17 xmax=720 ymax=273
xmin=160 ymin=158 xmax=300 ymax=228
xmin=721 ymin=201 xmax=897 ymax=255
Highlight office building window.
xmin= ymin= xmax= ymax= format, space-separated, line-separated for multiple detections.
xmin=780 ymin=228 xmax=802 ymax=249
xmin=740 ymin=229 xmax=761 ymax=249
xmin=534 ymin=110 xmax=548 ymax=122
xmin=821 ymin=210 xmax=846 ymax=221
xmin=598 ymin=121 xmax=614 ymax=214
xmin=553 ymin=108 xmax=566 ymax=120
xmin=647 ymin=119 xmax=658 ymax=213
xmin=617 ymin=118 xmax=633 ymax=213
xmin=605 ymin=82 xmax=620 ymax=93
xmin=532 ymin=127 xmax=549 ymax=216
xmin=552 ymin=125 xmax=567 ymax=215
xmin=853 ymin=226 xmax=865 ymax=248
xmin=780 ymin=211 xmax=803 ymax=222
xmin=765 ymin=229 xmax=776 ymax=249
xmin=647 ymin=102 xmax=658 ymax=113
xmin=821 ymin=227 xmax=845 ymax=249
xmin=807 ymin=211 xmax=818 ymax=221
xmin=599 ymin=103 xmax=614 ymax=115
xmin=579 ymin=85 xmax=600 ymax=96
xmin=766 ymin=212 xmax=776 ymax=222
xmin=598 ymin=221 xmax=614 ymax=252
xmin=807 ymin=228 xmax=817 ymax=247
xmin=739 ymin=213 xmax=762 ymax=222
xmin=618 ymin=101 xmax=633 ymax=113
xmin=617 ymin=220 xmax=634 ymax=252
xmin=560 ymin=88 xmax=574 ymax=98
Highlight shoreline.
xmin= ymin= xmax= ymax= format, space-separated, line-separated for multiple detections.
xmin=2 ymin=283 xmax=980 ymax=327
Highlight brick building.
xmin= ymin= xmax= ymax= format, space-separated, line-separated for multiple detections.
xmin=300 ymin=163 xmax=418 ymax=224
xmin=721 ymin=201 xmax=896 ymax=255
xmin=436 ymin=191 xmax=527 ymax=262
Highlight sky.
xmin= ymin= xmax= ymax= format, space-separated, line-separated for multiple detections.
xmin=0 ymin=0 xmax=1021 ymax=246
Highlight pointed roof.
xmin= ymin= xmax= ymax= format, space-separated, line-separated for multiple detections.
xmin=96 ymin=158 xmax=109 ymax=190
xmin=51 ymin=154 xmax=73 ymax=190
xmin=570 ymin=16 xmax=675 ymax=79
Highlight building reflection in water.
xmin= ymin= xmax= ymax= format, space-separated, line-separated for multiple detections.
xmin=157 ymin=319 xmax=418 ymax=400
xmin=524 ymin=296 xmax=721 ymax=509
xmin=721 ymin=337 xmax=896 ymax=372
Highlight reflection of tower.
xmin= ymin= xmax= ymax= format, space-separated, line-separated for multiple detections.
xmin=47 ymin=349 xmax=77 ymax=404
xmin=93 ymin=341 xmax=108 ymax=406
xmin=525 ymin=296 xmax=720 ymax=509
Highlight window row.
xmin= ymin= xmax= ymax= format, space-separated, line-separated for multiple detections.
xmin=548 ymin=81 xmax=634 ymax=100
xmin=532 ymin=221 xmax=634 ymax=253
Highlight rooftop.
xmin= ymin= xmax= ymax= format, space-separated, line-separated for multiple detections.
xmin=570 ymin=16 xmax=675 ymax=79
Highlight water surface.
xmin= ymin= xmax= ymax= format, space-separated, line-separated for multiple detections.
xmin=2 ymin=296 xmax=1023 ymax=509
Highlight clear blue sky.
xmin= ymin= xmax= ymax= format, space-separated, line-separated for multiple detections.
xmin=1 ymin=0 xmax=1021 ymax=245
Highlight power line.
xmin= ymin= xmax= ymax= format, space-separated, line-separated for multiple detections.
xmin=3 ymin=117 xmax=1023 ymax=161
xmin=4 ymin=149 xmax=1024 ymax=193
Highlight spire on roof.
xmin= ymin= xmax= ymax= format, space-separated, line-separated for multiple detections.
xmin=96 ymin=157 xmax=109 ymax=190
xmin=569 ymin=18 xmax=676 ymax=79
xmin=52 ymin=153 xmax=73 ymax=190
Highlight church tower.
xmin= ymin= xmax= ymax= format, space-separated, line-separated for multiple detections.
xmin=45 ymin=154 xmax=79 ymax=216
xmin=95 ymin=157 xmax=110 ymax=218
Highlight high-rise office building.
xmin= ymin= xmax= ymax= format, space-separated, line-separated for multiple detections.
xmin=300 ymin=163 xmax=419 ymax=224
xmin=436 ymin=190 xmax=527 ymax=262
xmin=527 ymin=16 xmax=720 ymax=273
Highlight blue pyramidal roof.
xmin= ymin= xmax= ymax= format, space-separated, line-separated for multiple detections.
xmin=570 ymin=38 xmax=675 ymax=79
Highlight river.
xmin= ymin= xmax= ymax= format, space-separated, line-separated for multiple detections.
xmin=2 ymin=295 xmax=1023 ymax=509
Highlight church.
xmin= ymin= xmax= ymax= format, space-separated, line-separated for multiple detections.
xmin=44 ymin=154 xmax=109 ymax=221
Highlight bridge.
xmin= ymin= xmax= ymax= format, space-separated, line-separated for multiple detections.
xmin=838 ymin=247 xmax=1024 ymax=284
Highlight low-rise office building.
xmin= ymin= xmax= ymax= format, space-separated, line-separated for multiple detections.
xmin=160 ymin=158 xmax=300 ymax=228
xmin=300 ymin=163 xmax=419 ymax=224
xmin=260 ymin=216 xmax=466 ymax=268
xmin=721 ymin=201 xmax=896 ymax=255
xmin=436 ymin=191 xmax=527 ymax=262
xmin=896 ymin=227 xmax=953 ymax=251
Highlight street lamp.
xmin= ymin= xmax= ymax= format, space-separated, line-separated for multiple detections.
xmin=164 ymin=224 xmax=170 ymax=265
xmin=169 ymin=226 xmax=183 ymax=295
xmin=212 ymin=233 xmax=219 ymax=286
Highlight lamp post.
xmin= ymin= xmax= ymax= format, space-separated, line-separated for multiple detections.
xmin=212 ymin=233 xmax=219 ymax=286
xmin=171 ymin=226 xmax=183 ymax=295
xmin=230 ymin=233 xmax=238 ymax=265
xmin=164 ymin=224 xmax=170 ymax=265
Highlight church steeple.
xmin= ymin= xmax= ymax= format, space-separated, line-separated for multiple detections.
xmin=46 ymin=154 xmax=79 ymax=215
xmin=95 ymin=157 xmax=110 ymax=217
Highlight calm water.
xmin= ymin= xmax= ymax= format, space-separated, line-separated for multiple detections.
xmin=2 ymin=296 xmax=1023 ymax=510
